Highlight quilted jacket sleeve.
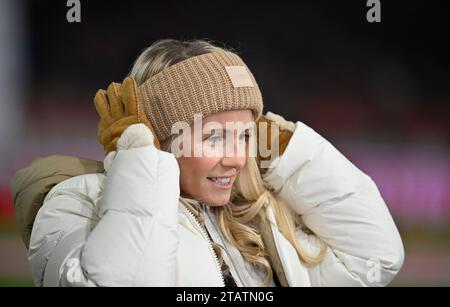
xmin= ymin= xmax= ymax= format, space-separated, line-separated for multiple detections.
xmin=263 ymin=121 xmax=404 ymax=286
xmin=28 ymin=143 xmax=180 ymax=286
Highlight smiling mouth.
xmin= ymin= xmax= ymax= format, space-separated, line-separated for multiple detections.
xmin=207 ymin=176 xmax=234 ymax=188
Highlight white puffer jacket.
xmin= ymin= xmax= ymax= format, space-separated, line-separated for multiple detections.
xmin=28 ymin=121 xmax=404 ymax=287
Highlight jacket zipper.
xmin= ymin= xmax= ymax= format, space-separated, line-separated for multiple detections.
xmin=182 ymin=206 xmax=225 ymax=287
xmin=204 ymin=207 xmax=246 ymax=287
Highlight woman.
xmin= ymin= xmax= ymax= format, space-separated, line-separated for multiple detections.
xmin=22 ymin=39 xmax=404 ymax=286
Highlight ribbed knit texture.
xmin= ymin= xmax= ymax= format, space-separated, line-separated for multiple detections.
xmin=138 ymin=51 xmax=263 ymax=143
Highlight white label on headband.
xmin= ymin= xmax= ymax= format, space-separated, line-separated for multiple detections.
xmin=225 ymin=66 xmax=254 ymax=88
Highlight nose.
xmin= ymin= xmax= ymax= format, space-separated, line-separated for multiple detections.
xmin=221 ymin=154 xmax=246 ymax=169
xmin=220 ymin=135 xmax=247 ymax=169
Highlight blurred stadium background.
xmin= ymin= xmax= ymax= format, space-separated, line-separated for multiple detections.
xmin=0 ymin=0 xmax=448 ymax=286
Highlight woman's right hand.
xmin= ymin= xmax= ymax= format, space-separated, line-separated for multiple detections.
xmin=93 ymin=77 xmax=163 ymax=172
xmin=94 ymin=77 xmax=161 ymax=155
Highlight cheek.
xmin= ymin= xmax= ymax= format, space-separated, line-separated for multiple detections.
xmin=178 ymin=157 xmax=219 ymax=185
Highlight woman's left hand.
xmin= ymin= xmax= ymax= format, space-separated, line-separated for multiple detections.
xmin=256 ymin=111 xmax=295 ymax=176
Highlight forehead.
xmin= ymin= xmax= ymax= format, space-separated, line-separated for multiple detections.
xmin=202 ymin=110 xmax=254 ymax=125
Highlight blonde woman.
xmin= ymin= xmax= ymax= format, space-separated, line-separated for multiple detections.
xmin=17 ymin=39 xmax=404 ymax=287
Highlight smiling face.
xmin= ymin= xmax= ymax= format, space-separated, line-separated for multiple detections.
xmin=176 ymin=110 xmax=254 ymax=206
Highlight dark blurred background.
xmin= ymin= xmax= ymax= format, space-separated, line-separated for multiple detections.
xmin=0 ymin=0 xmax=449 ymax=286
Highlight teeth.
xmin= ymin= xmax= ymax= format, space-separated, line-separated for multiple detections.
xmin=209 ymin=177 xmax=231 ymax=185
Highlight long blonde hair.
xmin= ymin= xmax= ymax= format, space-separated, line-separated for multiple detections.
xmin=129 ymin=38 xmax=327 ymax=285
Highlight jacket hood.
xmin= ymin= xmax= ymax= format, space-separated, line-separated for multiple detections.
xmin=11 ymin=155 xmax=104 ymax=247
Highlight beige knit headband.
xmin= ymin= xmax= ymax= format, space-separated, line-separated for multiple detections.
xmin=138 ymin=50 xmax=264 ymax=143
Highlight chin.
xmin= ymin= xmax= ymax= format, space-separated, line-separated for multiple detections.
xmin=206 ymin=200 xmax=229 ymax=207
xmin=202 ymin=194 xmax=231 ymax=207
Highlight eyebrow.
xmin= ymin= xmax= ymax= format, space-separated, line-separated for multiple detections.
xmin=202 ymin=127 xmax=254 ymax=139
xmin=204 ymin=127 xmax=253 ymax=134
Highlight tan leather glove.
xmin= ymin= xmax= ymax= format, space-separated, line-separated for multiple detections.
xmin=256 ymin=111 xmax=295 ymax=175
xmin=94 ymin=77 xmax=160 ymax=155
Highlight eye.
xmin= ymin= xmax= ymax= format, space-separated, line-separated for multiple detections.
xmin=239 ymin=131 xmax=251 ymax=141
xmin=207 ymin=134 xmax=223 ymax=143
